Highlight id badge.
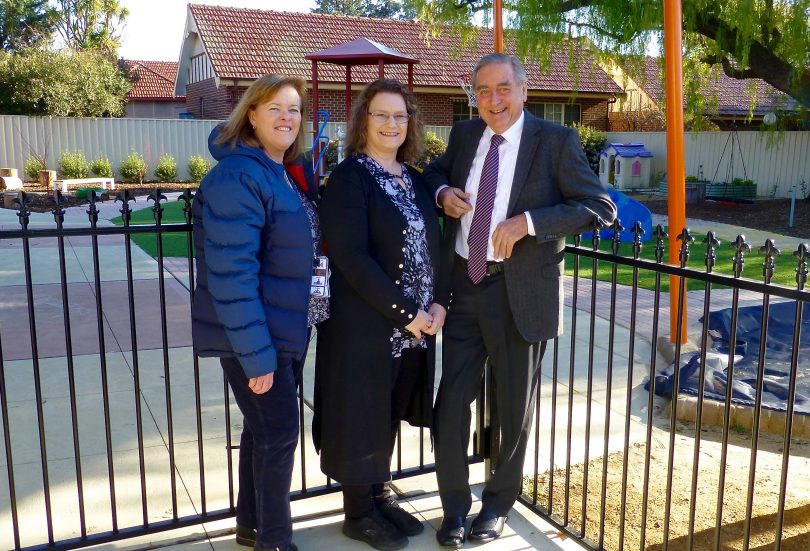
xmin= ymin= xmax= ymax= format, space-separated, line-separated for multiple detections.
xmin=311 ymin=256 xmax=330 ymax=298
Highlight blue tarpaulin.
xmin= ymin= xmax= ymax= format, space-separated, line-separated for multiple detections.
xmin=649 ymin=301 xmax=810 ymax=414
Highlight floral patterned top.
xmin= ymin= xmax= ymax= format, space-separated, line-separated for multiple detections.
xmin=285 ymin=172 xmax=330 ymax=327
xmin=358 ymin=154 xmax=433 ymax=357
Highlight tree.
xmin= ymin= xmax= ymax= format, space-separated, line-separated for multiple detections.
xmin=312 ymin=0 xmax=416 ymax=20
xmin=411 ymin=0 xmax=810 ymax=109
xmin=0 ymin=47 xmax=131 ymax=116
xmin=54 ymin=0 xmax=128 ymax=56
xmin=0 ymin=0 xmax=57 ymax=52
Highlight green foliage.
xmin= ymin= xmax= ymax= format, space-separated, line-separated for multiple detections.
xmin=732 ymin=177 xmax=755 ymax=186
xmin=0 ymin=47 xmax=131 ymax=116
xmin=685 ymin=175 xmax=700 ymax=183
xmin=54 ymin=0 xmax=128 ymax=56
xmin=573 ymin=123 xmax=607 ymax=174
xmin=154 ymin=154 xmax=178 ymax=182
xmin=58 ymin=150 xmax=90 ymax=178
xmin=0 ymin=0 xmax=57 ymax=52
xmin=119 ymin=151 xmax=148 ymax=184
xmin=416 ymin=131 xmax=447 ymax=168
xmin=411 ymin=0 xmax=810 ymax=109
xmin=188 ymin=155 xmax=212 ymax=183
xmin=23 ymin=155 xmax=46 ymax=180
xmin=324 ymin=140 xmax=340 ymax=172
xmin=311 ymin=0 xmax=415 ymax=19
xmin=90 ymin=156 xmax=112 ymax=177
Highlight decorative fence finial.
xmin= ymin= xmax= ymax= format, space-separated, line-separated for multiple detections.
xmin=702 ymin=231 xmax=721 ymax=273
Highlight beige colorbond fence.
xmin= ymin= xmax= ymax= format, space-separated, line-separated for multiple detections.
xmin=606 ymin=131 xmax=810 ymax=197
xmin=1 ymin=116 xmax=806 ymax=197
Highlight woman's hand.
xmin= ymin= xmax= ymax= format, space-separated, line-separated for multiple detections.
xmin=405 ymin=309 xmax=433 ymax=340
xmin=423 ymin=303 xmax=447 ymax=335
xmin=248 ymin=372 xmax=274 ymax=394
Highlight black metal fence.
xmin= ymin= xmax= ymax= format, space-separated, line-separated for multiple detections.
xmin=0 ymin=192 xmax=808 ymax=551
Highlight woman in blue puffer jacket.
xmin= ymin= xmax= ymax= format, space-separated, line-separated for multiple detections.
xmin=191 ymin=74 xmax=328 ymax=551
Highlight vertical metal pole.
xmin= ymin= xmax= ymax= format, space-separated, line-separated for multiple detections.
xmin=493 ymin=0 xmax=504 ymax=53
xmin=664 ymin=0 xmax=688 ymax=344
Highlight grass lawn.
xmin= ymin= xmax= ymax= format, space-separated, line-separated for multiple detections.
xmin=110 ymin=201 xmax=193 ymax=258
xmin=567 ymin=229 xmax=798 ymax=292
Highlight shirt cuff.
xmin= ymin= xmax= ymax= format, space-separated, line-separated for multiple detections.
xmin=524 ymin=211 xmax=536 ymax=236
xmin=435 ymin=184 xmax=449 ymax=208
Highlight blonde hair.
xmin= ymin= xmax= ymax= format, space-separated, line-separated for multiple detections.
xmin=216 ymin=74 xmax=307 ymax=163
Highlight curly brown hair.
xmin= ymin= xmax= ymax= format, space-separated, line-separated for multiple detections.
xmin=344 ymin=79 xmax=424 ymax=164
xmin=215 ymin=74 xmax=307 ymax=164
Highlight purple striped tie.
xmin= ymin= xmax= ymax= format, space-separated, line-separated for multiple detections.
xmin=467 ymin=134 xmax=504 ymax=284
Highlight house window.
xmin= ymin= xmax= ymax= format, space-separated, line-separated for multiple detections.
xmin=526 ymin=102 xmax=581 ymax=126
xmin=599 ymin=158 xmax=605 ymax=173
xmin=452 ymin=100 xmax=478 ymax=123
xmin=615 ymin=160 xmax=621 ymax=175
xmin=632 ymin=160 xmax=641 ymax=176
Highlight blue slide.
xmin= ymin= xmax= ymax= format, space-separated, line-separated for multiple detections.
xmin=584 ymin=187 xmax=653 ymax=243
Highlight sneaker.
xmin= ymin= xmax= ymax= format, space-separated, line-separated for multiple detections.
xmin=376 ymin=498 xmax=424 ymax=536
xmin=342 ymin=507 xmax=409 ymax=550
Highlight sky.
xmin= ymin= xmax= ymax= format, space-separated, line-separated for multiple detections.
xmin=118 ymin=0 xmax=317 ymax=62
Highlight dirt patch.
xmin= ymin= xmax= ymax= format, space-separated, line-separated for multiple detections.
xmin=636 ymin=196 xmax=810 ymax=240
xmin=525 ymin=421 xmax=810 ymax=550
xmin=1 ymin=182 xmax=197 ymax=213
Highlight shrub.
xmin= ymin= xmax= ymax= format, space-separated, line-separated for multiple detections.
xmin=24 ymin=156 xmax=46 ymax=180
xmin=58 ymin=150 xmax=90 ymax=179
xmin=732 ymin=177 xmax=754 ymax=186
xmin=154 ymin=154 xmax=177 ymax=182
xmin=574 ymin=123 xmax=607 ymax=174
xmin=119 ymin=151 xmax=148 ymax=184
xmin=685 ymin=175 xmax=699 ymax=183
xmin=188 ymin=155 xmax=212 ymax=183
xmin=416 ymin=131 xmax=447 ymax=168
xmin=90 ymin=156 xmax=113 ymax=177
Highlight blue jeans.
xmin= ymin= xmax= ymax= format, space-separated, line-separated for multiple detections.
xmin=221 ymin=355 xmax=300 ymax=549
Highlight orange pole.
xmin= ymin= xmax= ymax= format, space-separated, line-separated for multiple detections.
xmin=663 ymin=0 xmax=688 ymax=343
xmin=493 ymin=0 xmax=504 ymax=52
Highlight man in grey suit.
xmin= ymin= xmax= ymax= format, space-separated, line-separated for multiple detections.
xmin=423 ymin=53 xmax=616 ymax=547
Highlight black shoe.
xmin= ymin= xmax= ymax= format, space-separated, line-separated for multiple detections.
xmin=235 ymin=524 xmax=255 ymax=547
xmin=468 ymin=511 xmax=507 ymax=543
xmin=342 ymin=508 xmax=409 ymax=550
xmin=435 ymin=516 xmax=465 ymax=548
xmin=377 ymin=498 xmax=424 ymax=536
xmin=254 ymin=544 xmax=298 ymax=551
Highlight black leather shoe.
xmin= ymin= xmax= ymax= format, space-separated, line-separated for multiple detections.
xmin=254 ymin=544 xmax=298 ymax=551
xmin=235 ymin=524 xmax=255 ymax=547
xmin=468 ymin=511 xmax=507 ymax=543
xmin=342 ymin=508 xmax=408 ymax=550
xmin=377 ymin=498 xmax=424 ymax=536
xmin=435 ymin=516 xmax=465 ymax=548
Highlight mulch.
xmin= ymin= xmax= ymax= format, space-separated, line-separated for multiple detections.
xmin=633 ymin=194 xmax=810 ymax=240
xmin=1 ymin=182 xmax=198 ymax=213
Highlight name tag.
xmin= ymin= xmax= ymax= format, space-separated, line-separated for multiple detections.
xmin=311 ymin=256 xmax=330 ymax=298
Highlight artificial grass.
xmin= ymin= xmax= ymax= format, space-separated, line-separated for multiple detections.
xmin=566 ymin=229 xmax=799 ymax=292
xmin=110 ymin=200 xmax=193 ymax=258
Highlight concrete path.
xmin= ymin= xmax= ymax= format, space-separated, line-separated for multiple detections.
xmin=0 ymin=207 xmax=803 ymax=551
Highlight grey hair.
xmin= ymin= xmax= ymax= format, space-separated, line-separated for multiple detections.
xmin=471 ymin=53 xmax=528 ymax=88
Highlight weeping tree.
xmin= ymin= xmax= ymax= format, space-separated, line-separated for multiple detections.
xmin=411 ymin=0 xmax=810 ymax=111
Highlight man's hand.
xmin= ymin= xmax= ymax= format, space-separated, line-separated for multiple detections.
xmin=423 ymin=303 xmax=447 ymax=335
xmin=248 ymin=372 xmax=274 ymax=394
xmin=492 ymin=214 xmax=529 ymax=259
xmin=438 ymin=187 xmax=472 ymax=218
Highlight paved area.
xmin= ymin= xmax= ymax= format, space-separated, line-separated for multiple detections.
xmin=0 ymin=204 xmax=803 ymax=550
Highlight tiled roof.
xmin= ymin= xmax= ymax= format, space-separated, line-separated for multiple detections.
xmin=123 ymin=60 xmax=185 ymax=100
xmin=636 ymin=56 xmax=792 ymax=116
xmin=189 ymin=4 xmax=622 ymax=95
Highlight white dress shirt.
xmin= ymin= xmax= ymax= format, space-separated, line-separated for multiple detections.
xmin=454 ymin=112 xmax=536 ymax=261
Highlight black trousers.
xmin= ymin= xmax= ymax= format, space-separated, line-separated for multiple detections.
xmin=434 ymin=259 xmax=545 ymax=518
xmin=343 ymin=348 xmax=425 ymax=518
xmin=221 ymin=355 xmax=300 ymax=549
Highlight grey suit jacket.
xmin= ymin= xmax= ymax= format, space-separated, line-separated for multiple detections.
xmin=422 ymin=111 xmax=617 ymax=343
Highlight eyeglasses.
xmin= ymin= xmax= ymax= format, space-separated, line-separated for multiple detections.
xmin=368 ymin=111 xmax=410 ymax=124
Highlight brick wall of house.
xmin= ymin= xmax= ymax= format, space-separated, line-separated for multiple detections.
xmin=309 ymin=89 xmax=459 ymax=126
xmin=579 ymin=98 xmax=609 ymax=130
xmin=608 ymin=111 xmax=665 ymax=132
xmin=186 ymin=78 xmax=234 ymax=120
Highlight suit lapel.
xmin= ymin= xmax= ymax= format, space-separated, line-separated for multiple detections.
xmin=507 ymin=112 xmax=542 ymax=216
xmin=453 ymin=121 xmax=486 ymax=189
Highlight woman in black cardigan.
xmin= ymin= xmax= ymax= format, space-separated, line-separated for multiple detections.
xmin=314 ymin=79 xmax=448 ymax=551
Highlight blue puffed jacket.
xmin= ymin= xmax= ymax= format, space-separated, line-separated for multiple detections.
xmin=191 ymin=126 xmax=313 ymax=378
